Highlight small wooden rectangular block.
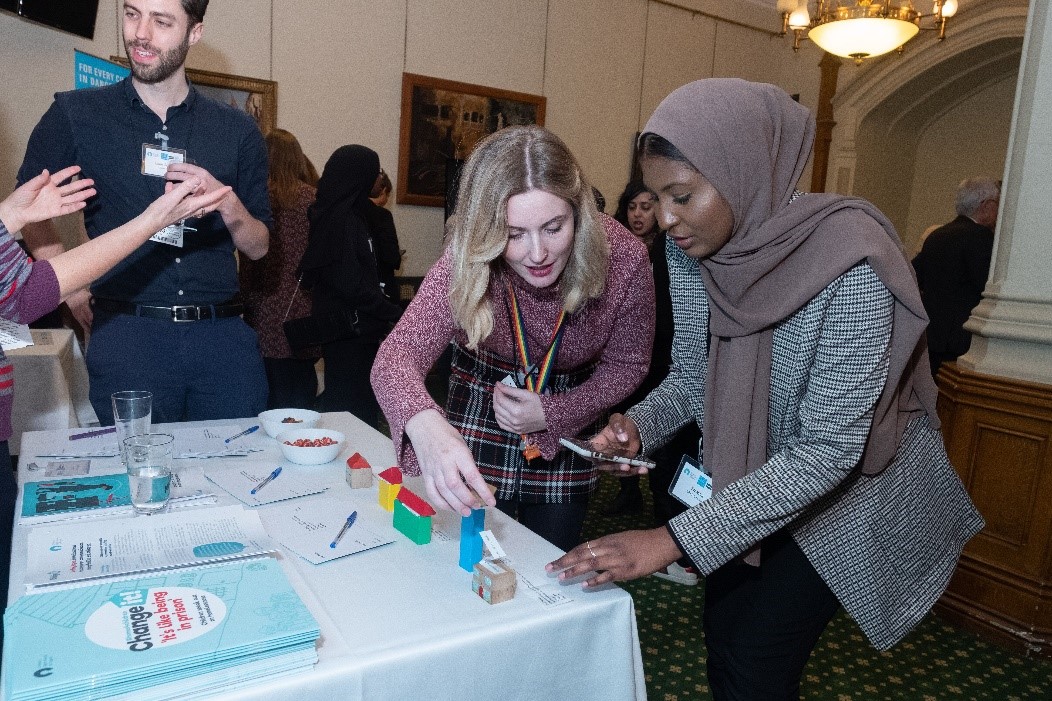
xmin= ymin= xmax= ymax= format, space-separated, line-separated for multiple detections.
xmin=472 ymin=560 xmax=516 ymax=604
xmin=346 ymin=466 xmax=373 ymax=489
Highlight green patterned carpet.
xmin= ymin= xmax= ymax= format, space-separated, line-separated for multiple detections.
xmin=583 ymin=474 xmax=1052 ymax=700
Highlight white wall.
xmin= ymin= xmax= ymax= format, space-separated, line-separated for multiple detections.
xmin=0 ymin=0 xmax=820 ymax=275
xmin=904 ymin=74 xmax=1016 ymax=251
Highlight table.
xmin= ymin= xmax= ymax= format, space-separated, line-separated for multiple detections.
xmin=7 ymin=328 xmax=97 ymax=455
xmin=6 ymin=412 xmax=647 ymax=701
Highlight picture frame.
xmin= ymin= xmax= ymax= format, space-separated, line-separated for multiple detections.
xmin=397 ymin=72 xmax=546 ymax=207
xmin=110 ymin=57 xmax=277 ymax=135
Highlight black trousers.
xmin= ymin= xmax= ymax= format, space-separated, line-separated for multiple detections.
xmin=703 ymin=529 xmax=840 ymax=701
xmin=320 ymin=336 xmax=382 ymax=429
xmin=263 ymin=357 xmax=318 ymax=410
xmin=0 ymin=440 xmax=12 ymax=663
xmin=496 ymin=499 xmax=589 ymax=552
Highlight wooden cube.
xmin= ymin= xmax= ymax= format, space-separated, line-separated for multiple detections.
xmin=472 ymin=560 xmax=516 ymax=604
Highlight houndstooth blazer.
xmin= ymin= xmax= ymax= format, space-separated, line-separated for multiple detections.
xmin=628 ymin=238 xmax=983 ymax=651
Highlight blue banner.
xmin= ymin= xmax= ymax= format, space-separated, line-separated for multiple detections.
xmin=74 ymin=50 xmax=130 ymax=89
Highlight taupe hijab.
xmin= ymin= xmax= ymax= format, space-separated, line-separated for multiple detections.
xmin=643 ymin=79 xmax=937 ymax=504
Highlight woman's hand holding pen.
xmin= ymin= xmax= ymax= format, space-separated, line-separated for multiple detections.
xmin=590 ymin=413 xmax=648 ymax=476
xmin=405 ymin=409 xmax=497 ymax=516
xmin=546 ymin=527 xmax=684 ymax=589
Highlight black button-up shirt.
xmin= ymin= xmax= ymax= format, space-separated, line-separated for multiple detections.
xmin=18 ymin=78 xmax=272 ymax=305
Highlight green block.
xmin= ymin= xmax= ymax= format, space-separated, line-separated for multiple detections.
xmin=393 ymin=499 xmax=432 ymax=545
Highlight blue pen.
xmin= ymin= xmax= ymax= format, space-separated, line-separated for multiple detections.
xmin=329 ymin=511 xmax=358 ymax=549
xmin=224 ymin=425 xmax=260 ymax=443
xmin=250 ymin=466 xmax=282 ymax=495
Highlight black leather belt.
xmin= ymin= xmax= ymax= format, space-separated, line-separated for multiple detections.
xmin=92 ymin=298 xmax=244 ymax=322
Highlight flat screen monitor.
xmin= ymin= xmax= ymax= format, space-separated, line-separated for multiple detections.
xmin=2 ymin=0 xmax=100 ymax=40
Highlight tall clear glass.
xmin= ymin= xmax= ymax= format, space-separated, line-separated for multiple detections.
xmin=111 ymin=390 xmax=152 ymax=465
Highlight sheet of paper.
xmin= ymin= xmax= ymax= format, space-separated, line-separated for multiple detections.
xmin=204 ymin=463 xmax=326 ymax=506
xmin=262 ymin=496 xmax=396 ymax=565
xmin=168 ymin=424 xmax=269 ymax=458
xmin=0 ymin=317 xmax=33 ymax=351
xmin=24 ymin=505 xmax=276 ymax=589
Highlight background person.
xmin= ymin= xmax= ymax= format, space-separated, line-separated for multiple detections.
xmin=16 ymin=0 xmax=271 ymax=424
xmin=299 ymin=145 xmax=402 ymax=428
xmin=366 ymin=169 xmax=403 ymax=302
xmin=371 ymin=125 xmax=654 ymax=552
xmin=0 ymin=166 xmax=228 ymax=659
xmin=548 ymin=79 xmax=983 ymax=699
xmin=912 ymin=176 xmax=1000 ymax=376
xmin=602 ymin=179 xmax=701 ymax=586
xmin=240 ymin=128 xmax=320 ymax=409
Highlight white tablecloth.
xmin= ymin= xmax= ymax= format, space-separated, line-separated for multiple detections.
xmin=7 ymin=328 xmax=97 ymax=455
xmin=6 ymin=412 xmax=647 ymax=701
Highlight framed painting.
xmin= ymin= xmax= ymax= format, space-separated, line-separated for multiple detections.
xmin=111 ymin=57 xmax=277 ymax=135
xmin=397 ymin=72 xmax=546 ymax=207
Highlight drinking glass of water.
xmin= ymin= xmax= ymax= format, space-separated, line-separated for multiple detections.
xmin=111 ymin=391 xmax=152 ymax=465
xmin=123 ymin=433 xmax=174 ymax=515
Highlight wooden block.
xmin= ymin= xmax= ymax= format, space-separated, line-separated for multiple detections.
xmin=472 ymin=559 xmax=516 ymax=604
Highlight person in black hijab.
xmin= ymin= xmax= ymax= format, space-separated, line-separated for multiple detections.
xmin=299 ymin=145 xmax=403 ymax=428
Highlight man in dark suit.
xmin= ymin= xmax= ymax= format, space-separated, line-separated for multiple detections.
xmin=913 ymin=177 xmax=1001 ymax=376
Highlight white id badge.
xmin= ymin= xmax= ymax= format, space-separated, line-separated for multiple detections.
xmin=142 ymin=144 xmax=186 ymax=177
xmin=150 ymin=222 xmax=184 ymax=247
xmin=500 ymin=374 xmax=518 ymax=388
xmin=669 ymin=455 xmax=713 ymax=507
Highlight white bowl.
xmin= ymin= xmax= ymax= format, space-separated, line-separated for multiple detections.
xmin=276 ymin=428 xmax=345 ymax=465
xmin=258 ymin=408 xmax=321 ymax=438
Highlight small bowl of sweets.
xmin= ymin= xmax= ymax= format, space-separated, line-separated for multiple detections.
xmin=258 ymin=408 xmax=322 ymax=439
xmin=276 ymin=428 xmax=345 ymax=465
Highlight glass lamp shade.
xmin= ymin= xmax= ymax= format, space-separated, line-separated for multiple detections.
xmin=808 ymin=17 xmax=920 ymax=60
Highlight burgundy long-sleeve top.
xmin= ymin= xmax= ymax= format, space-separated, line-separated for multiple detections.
xmin=372 ymin=214 xmax=655 ymax=475
xmin=0 ymin=219 xmax=62 ymax=442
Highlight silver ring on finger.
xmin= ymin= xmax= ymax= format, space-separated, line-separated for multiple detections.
xmin=586 ymin=541 xmax=598 ymax=561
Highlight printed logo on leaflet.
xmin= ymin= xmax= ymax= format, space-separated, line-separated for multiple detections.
xmin=84 ymin=586 xmax=228 ymax=651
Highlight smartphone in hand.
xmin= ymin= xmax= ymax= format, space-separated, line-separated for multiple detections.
xmin=559 ymin=437 xmax=657 ymax=470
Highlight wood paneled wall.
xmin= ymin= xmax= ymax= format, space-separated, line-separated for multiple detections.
xmin=935 ymin=362 xmax=1052 ymax=657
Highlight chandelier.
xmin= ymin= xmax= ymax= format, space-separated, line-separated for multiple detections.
xmin=777 ymin=0 xmax=959 ymax=64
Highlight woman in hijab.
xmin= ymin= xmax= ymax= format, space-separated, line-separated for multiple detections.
xmin=371 ymin=125 xmax=654 ymax=551
xmin=299 ymin=145 xmax=403 ymax=428
xmin=548 ymin=79 xmax=983 ymax=699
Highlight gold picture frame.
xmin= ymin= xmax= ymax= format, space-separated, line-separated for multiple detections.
xmin=397 ymin=72 xmax=546 ymax=207
xmin=111 ymin=57 xmax=277 ymax=135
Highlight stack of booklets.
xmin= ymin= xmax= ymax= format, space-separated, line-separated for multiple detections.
xmin=2 ymin=556 xmax=320 ymax=701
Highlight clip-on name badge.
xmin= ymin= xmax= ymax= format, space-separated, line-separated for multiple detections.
xmin=142 ymin=132 xmax=188 ymax=247
xmin=669 ymin=455 xmax=713 ymax=507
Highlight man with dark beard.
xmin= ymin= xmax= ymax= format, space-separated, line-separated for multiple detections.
xmin=17 ymin=0 xmax=271 ymax=424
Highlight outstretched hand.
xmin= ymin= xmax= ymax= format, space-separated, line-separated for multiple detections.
xmin=0 ymin=166 xmax=96 ymax=234
xmin=546 ymin=527 xmax=685 ymax=589
xmin=143 ymin=178 xmax=232 ymax=233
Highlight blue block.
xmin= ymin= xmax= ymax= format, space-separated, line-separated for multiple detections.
xmin=458 ymin=509 xmax=486 ymax=571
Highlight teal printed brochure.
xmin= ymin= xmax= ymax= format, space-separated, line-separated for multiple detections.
xmin=3 ymin=557 xmax=319 ymax=701
xmin=21 ymin=474 xmax=132 ymax=519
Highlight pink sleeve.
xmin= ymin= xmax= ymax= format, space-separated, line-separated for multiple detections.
xmin=371 ymin=252 xmax=458 ymax=475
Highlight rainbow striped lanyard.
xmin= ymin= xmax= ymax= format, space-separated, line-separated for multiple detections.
xmin=505 ymin=280 xmax=567 ymax=396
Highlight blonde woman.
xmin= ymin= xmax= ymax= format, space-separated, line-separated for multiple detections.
xmin=372 ymin=125 xmax=654 ymax=550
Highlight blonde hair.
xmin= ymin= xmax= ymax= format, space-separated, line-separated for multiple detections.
xmin=448 ymin=125 xmax=609 ymax=349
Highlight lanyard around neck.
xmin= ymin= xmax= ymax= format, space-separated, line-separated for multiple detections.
xmin=505 ymin=279 xmax=567 ymax=394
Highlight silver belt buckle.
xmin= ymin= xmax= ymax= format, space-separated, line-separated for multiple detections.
xmin=171 ymin=305 xmax=201 ymax=322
